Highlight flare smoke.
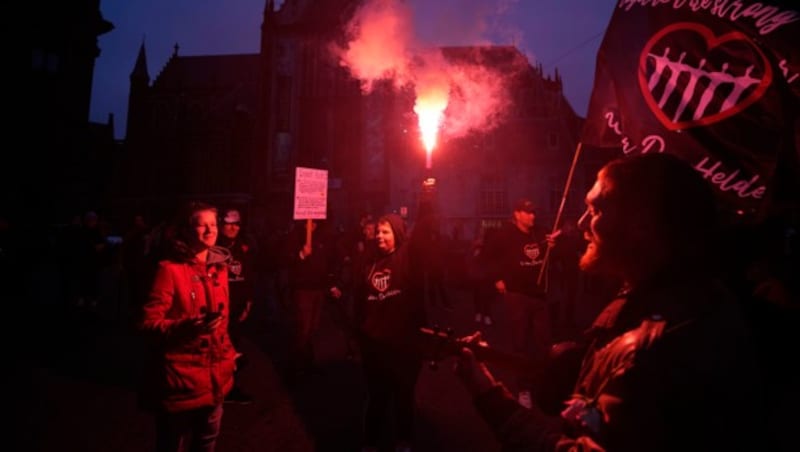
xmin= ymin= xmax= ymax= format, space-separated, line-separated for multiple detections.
xmin=331 ymin=0 xmax=522 ymax=142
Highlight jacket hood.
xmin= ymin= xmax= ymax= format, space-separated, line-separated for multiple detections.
xmin=207 ymin=246 xmax=232 ymax=265
xmin=379 ymin=213 xmax=407 ymax=248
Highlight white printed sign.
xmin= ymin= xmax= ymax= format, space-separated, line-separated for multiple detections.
xmin=293 ymin=166 xmax=328 ymax=220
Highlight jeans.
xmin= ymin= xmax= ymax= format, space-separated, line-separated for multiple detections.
xmin=156 ymin=404 xmax=224 ymax=452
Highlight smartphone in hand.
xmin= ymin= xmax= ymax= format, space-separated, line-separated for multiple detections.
xmin=204 ymin=311 xmax=222 ymax=323
xmin=200 ymin=310 xmax=223 ymax=332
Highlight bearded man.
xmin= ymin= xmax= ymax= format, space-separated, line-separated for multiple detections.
xmin=454 ymin=153 xmax=766 ymax=451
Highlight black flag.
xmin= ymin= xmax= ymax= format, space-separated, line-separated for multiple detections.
xmin=581 ymin=0 xmax=799 ymax=221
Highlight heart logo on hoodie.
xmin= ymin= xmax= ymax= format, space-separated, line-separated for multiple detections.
xmin=371 ymin=269 xmax=392 ymax=293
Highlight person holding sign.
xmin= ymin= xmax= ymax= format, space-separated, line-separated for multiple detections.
xmin=453 ymin=153 xmax=766 ymax=451
xmin=284 ymin=219 xmax=340 ymax=381
xmin=286 ymin=166 xmax=342 ymax=380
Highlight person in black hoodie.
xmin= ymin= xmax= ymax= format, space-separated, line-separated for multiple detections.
xmin=485 ymin=198 xmax=559 ymax=408
xmin=217 ymin=208 xmax=257 ymax=404
xmin=354 ymin=212 xmax=427 ymax=452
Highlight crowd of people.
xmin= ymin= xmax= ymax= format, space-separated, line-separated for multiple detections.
xmin=11 ymin=153 xmax=798 ymax=451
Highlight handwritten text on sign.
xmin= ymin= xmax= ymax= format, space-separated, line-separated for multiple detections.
xmin=293 ymin=166 xmax=328 ymax=220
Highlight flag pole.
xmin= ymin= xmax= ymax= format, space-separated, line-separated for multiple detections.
xmin=538 ymin=141 xmax=583 ymax=287
xmin=305 ymin=218 xmax=313 ymax=248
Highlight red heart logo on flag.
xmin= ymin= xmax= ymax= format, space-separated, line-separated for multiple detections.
xmin=638 ymin=22 xmax=773 ymax=131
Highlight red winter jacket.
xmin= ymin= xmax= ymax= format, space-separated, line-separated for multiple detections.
xmin=139 ymin=248 xmax=238 ymax=413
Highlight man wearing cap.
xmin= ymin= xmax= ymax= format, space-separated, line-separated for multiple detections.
xmin=217 ymin=208 xmax=258 ymax=404
xmin=485 ymin=198 xmax=558 ymax=409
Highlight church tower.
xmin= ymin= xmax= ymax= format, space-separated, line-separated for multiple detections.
xmin=126 ymin=41 xmax=150 ymax=142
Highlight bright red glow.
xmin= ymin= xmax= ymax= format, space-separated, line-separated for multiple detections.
xmin=413 ymin=73 xmax=449 ymax=168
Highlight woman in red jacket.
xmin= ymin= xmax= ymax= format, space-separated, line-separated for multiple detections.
xmin=138 ymin=201 xmax=237 ymax=452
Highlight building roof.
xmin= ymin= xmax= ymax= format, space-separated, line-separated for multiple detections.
xmin=143 ymin=52 xmax=262 ymax=126
xmin=153 ymin=53 xmax=261 ymax=91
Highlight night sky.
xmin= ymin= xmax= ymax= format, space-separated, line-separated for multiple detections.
xmin=89 ymin=0 xmax=617 ymax=139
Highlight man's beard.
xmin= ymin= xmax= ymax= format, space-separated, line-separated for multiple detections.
xmin=578 ymin=242 xmax=599 ymax=272
xmin=580 ymin=238 xmax=634 ymax=278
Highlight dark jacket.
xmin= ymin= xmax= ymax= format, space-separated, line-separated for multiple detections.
xmin=355 ymin=214 xmax=426 ymax=352
xmin=472 ymin=276 xmax=766 ymax=451
xmin=285 ymin=225 xmax=336 ymax=291
xmin=217 ymin=233 xmax=257 ymax=314
xmin=487 ymin=221 xmax=550 ymax=298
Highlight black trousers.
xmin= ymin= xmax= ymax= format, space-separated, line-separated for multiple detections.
xmin=359 ymin=338 xmax=422 ymax=448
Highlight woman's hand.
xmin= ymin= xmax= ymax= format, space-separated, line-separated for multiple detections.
xmin=177 ymin=313 xmax=223 ymax=337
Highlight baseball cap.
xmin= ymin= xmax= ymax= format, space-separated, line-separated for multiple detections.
xmin=513 ymin=198 xmax=535 ymax=214
xmin=222 ymin=209 xmax=241 ymax=224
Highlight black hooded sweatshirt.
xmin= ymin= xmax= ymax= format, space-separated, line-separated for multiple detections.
xmin=355 ymin=213 xmax=427 ymax=351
